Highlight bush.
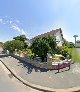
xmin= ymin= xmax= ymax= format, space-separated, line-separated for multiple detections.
xmin=56 ymin=46 xmax=62 ymax=54
xmin=4 ymin=40 xmax=24 ymax=53
xmin=31 ymin=35 xmax=57 ymax=62
xmin=26 ymin=49 xmax=34 ymax=57
xmin=61 ymin=46 xmax=68 ymax=57
xmin=18 ymin=50 xmax=23 ymax=55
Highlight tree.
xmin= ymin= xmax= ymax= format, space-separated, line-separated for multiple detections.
xmin=0 ymin=42 xmax=4 ymax=48
xmin=4 ymin=40 xmax=24 ymax=53
xmin=68 ymin=42 xmax=74 ymax=48
xmin=56 ymin=46 xmax=62 ymax=54
xmin=4 ymin=35 xmax=29 ymax=53
xmin=31 ymin=35 xmax=57 ymax=62
xmin=13 ymin=35 xmax=27 ymax=42
xmin=62 ymin=39 xmax=69 ymax=46
xmin=13 ymin=35 xmax=28 ymax=49
xmin=61 ymin=45 xmax=68 ymax=57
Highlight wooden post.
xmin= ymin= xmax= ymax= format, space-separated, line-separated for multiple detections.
xmin=58 ymin=64 xmax=59 ymax=73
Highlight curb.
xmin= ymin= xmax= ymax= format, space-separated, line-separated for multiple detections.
xmin=0 ymin=59 xmax=56 ymax=92
xmin=0 ymin=59 xmax=80 ymax=92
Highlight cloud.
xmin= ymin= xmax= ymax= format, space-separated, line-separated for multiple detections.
xmin=11 ymin=23 xmax=26 ymax=35
xmin=0 ymin=19 xmax=3 ymax=23
xmin=0 ymin=17 xmax=28 ymax=36
xmin=21 ymin=29 xmax=26 ymax=35
xmin=11 ymin=24 xmax=20 ymax=32
xmin=9 ymin=20 xmax=12 ymax=24
xmin=15 ymin=19 xmax=20 ymax=23
xmin=11 ymin=24 xmax=26 ymax=35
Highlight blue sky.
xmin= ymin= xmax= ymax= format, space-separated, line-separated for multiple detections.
xmin=0 ymin=0 xmax=80 ymax=43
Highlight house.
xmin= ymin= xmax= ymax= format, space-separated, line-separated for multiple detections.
xmin=31 ymin=28 xmax=64 ymax=46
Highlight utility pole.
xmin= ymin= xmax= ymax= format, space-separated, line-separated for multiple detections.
xmin=73 ymin=35 xmax=78 ymax=48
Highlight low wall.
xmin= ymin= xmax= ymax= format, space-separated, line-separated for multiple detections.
xmin=0 ymin=53 xmax=72 ymax=70
xmin=10 ymin=54 xmax=51 ymax=69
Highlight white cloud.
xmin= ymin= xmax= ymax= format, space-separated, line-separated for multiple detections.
xmin=0 ymin=18 xmax=6 ymax=24
xmin=0 ymin=19 xmax=3 ymax=22
xmin=15 ymin=19 xmax=20 ymax=23
xmin=2 ymin=22 xmax=6 ymax=24
xmin=21 ymin=29 xmax=26 ymax=35
xmin=11 ymin=24 xmax=21 ymax=32
xmin=11 ymin=23 xmax=26 ymax=35
xmin=9 ymin=21 xmax=12 ymax=24
xmin=0 ymin=16 xmax=29 ymax=38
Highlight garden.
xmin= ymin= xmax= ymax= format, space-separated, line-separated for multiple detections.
xmin=3 ymin=34 xmax=75 ymax=65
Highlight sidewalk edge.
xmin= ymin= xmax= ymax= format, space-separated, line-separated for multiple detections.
xmin=0 ymin=59 xmax=80 ymax=92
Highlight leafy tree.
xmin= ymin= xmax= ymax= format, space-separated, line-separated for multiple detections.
xmin=68 ymin=42 xmax=74 ymax=48
xmin=0 ymin=42 xmax=4 ymax=48
xmin=13 ymin=35 xmax=28 ymax=49
xmin=62 ymin=39 xmax=69 ymax=46
xmin=63 ymin=39 xmax=74 ymax=48
xmin=13 ymin=35 xmax=27 ymax=42
xmin=56 ymin=46 xmax=62 ymax=54
xmin=31 ymin=35 xmax=57 ymax=62
xmin=4 ymin=40 xmax=24 ymax=53
xmin=61 ymin=45 xmax=68 ymax=57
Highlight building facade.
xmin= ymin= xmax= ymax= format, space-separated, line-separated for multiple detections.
xmin=31 ymin=28 xmax=63 ymax=46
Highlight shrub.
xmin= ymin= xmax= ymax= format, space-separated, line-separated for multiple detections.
xmin=56 ymin=46 xmax=62 ymax=54
xmin=31 ymin=35 xmax=57 ymax=62
xmin=26 ymin=49 xmax=34 ymax=57
xmin=18 ymin=50 xmax=23 ymax=55
xmin=61 ymin=46 xmax=68 ymax=57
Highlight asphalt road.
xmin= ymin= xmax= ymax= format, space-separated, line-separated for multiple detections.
xmin=0 ymin=60 xmax=41 ymax=92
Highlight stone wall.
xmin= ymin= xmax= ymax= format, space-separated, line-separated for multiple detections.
xmin=9 ymin=54 xmax=55 ymax=69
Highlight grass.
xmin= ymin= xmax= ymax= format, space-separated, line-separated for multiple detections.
xmin=68 ymin=48 xmax=80 ymax=64
xmin=52 ymin=48 xmax=80 ymax=63
xmin=52 ymin=55 xmax=65 ymax=62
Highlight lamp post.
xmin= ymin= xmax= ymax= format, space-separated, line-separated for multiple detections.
xmin=73 ymin=35 xmax=78 ymax=62
xmin=73 ymin=35 xmax=78 ymax=48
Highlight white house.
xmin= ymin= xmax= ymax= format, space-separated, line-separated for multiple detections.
xmin=31 ymin=28 xmax=64 ymax=46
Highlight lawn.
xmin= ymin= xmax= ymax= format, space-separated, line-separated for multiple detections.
xmin=69 ymin=48 xmax=80 ymax=64
xmin=52 ymin=55 xmax=65 ymax=62
xmin=51 ymin=48 xmax=80 ymax=63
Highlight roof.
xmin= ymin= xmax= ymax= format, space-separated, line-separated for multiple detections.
xmin=31 ymin=28 xmax=63 ymax=40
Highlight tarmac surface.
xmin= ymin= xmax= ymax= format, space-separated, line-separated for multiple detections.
xmin=0 ymin=55 xmax=80 ymax=90
xmin=0 ymin=57 xmax=41 ymax=92
xmin=0 ymin=47 xmax=41 ymax=92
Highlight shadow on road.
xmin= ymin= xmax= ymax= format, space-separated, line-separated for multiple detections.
xmin=17 ymin=60 xmax=49 ymax=74
xmin=0 ymin=53 xmax=49 ymax=74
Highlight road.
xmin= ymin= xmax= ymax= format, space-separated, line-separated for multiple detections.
xmin=0 ymin=60 xmax=41 ymax=92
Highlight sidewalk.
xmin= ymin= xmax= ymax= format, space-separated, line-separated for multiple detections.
xmin=1 ymin=55 xmax=80 ymax=92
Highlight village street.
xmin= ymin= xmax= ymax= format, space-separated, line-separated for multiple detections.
xmin=0 ymin=48 xmax=41 ymax=92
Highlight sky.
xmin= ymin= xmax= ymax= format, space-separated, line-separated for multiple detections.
xmin=0 ymin=0 xmax=80 ymax=43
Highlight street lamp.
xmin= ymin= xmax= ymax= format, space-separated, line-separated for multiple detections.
xmin=73 ymin=35 xmax=78 ymax=48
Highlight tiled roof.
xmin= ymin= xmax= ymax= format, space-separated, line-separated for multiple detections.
xmin=31 ymin=28 xmax=63 ymax=40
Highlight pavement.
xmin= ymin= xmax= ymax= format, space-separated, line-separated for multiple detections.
xmin=0 ymin=56 xmax=41 ymax=92
xmin=1 ymin=54 xmax=80 ymax=92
